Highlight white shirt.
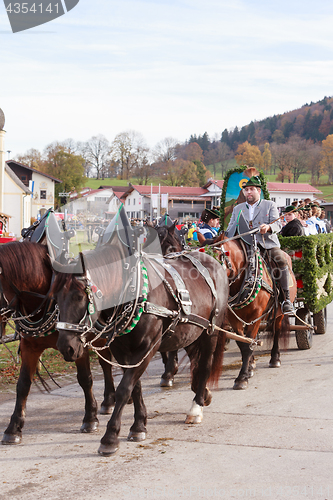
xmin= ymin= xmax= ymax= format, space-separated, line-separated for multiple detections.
xmin=247 ymin=200 xmax=260 ymax=221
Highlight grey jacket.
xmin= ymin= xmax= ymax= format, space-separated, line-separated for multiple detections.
xmin=225 ymin=199 xmax=282 ymax=249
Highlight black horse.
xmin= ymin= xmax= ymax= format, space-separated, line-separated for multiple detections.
xmin=0 ymin=241 xmax=116 ymax=445
xmin=53 ymin=241 xmax=229 ymax=456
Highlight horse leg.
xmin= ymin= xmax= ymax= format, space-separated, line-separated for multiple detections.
xmin=269 ymin=316 xmax=283 ymax=368
xmin=160 ymin=350 xmax=179 ymax=387
xmin=2 ymin=337 xmax=47 ymax=444
xmin=185 ymin=333 xmax=216 ymax=424
xmin=248 ymin=354 xmax=256 ymax=377
xmin=233 ymin=321 xmax=261 ymax=390
xmin=98 ymin=366 xmax=147 ymax=456
xmin=75 ymin=349 xmax=99 ymax=433
xmin=127 ymin=379 xmax=147 ymax=442
xmin=97 ymin=349 xmax=116 ymax=414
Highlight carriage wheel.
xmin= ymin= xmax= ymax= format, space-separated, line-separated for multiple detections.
xmin=295 ymin=308 xmax=313 ymax=350
xmin=313 ymin=307 xmax=327 ymax=335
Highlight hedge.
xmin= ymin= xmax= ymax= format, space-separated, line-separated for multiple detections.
xmin=279 ymin=233 xmax=333 ymax=314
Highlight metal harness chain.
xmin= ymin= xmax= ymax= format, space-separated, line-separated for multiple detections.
xmin=80 ymin=255 xmax=144 ymax=348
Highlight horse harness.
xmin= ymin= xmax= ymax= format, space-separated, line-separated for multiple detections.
xmin=56 ymin=251 xmax=219 ymax=348
xmin=0 ymin=264 xmax=59 ymax=340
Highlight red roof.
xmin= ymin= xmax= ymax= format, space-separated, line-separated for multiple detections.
xmin=204 ymin=179 xmax=321 ymax=194
xmin=122 ymin=185 xmax=209 ymax=198
xmin=267 ymin=182 xmax=322 ymax=193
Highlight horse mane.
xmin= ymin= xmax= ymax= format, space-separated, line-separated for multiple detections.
xmin=52 ymin=244 xmax=124 ymax=297
xmin=0 ymin=241 xmax=51 ymax=288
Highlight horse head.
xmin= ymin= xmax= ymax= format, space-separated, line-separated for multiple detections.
xmin=53 ymin=245 xmax=126 ymax=362
xmin=156 ymin=220 xmax=185 ymax=254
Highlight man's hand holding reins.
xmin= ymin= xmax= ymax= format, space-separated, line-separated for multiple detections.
xmin=259 ymin=224 xmax=271 ymax=234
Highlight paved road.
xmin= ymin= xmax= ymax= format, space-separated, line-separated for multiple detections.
xmin=0 ymin=307 xmax=332 ymax=500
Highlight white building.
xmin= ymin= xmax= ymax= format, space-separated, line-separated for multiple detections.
xmin=67 ymin=187 xmax=121 ymax=218
xmin=6 ymin=160 xmax=61 ymax=221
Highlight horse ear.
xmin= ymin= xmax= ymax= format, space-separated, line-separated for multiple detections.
xmin=79 ymin=252 xmax=86 ymax=275
xmin=168 ymin=220 xmax=177 ymax=234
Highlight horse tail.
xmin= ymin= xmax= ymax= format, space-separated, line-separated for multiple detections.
xmin=266 ymin=312 xmax=290 ymax=350
xmin=207 ymin=329 xmax=226 ymax=388
xmin=279 ymin=314 xmax=291 ymax=350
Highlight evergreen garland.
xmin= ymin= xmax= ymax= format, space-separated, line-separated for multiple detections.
xmin=279 ymin=233 xmax=333 ymax=313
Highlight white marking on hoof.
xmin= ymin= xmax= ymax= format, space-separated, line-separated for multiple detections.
xmin=185 ymin=401 xmax=203 ymax=424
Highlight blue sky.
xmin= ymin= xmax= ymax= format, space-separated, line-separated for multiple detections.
xmin=1 ymin=0 xmax=333 ymax=157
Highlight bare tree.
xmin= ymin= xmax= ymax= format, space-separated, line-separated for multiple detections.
xmin=153 ymin=137 xmax=178 ymax=163
xmin=133 ymin=143 xmax=151 ymax=185
xmin=111 ymin=130 xmax=147 ymax=180
xmin=81 ymin=135 xmax=111 ymax=179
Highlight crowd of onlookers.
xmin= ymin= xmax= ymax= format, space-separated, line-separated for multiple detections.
xmin=133 ymin=198 xmax=332 ymax=244
xmin=280 ymin=199 xmax=331 ymax=236
xmin=182 ymin=198 xmax=332 ymax=243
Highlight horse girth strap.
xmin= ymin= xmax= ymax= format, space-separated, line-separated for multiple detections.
xmin=143 ymin=301 xmax=211 ymax=331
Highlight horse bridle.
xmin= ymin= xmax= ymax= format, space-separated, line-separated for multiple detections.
xmin=56 ymin=253 xmax=143 ymax=346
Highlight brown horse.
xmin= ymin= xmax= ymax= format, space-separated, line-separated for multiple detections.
xmin=214 ymin=232 xmax=297 ymax=389
xmin=0 ymin=241 xmax=116 ymax=445
xmin=156 ymin=225 xmax=297 ymax=390
xmin=53 ymin=241 xmax=229 ymax=456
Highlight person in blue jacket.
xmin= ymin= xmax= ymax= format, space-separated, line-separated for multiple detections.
xmin=198 ymin=208 xmax=220 ymax=240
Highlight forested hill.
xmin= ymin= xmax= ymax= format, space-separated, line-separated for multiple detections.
xmin=189 ymin=96 xmax=333 ymax=152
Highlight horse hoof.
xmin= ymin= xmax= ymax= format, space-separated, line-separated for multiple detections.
xmin=185 ymin=401 xmax=203 ymax=424
xmin=269 ymin=360 xmax=281 ymax=368
xmin=233 ymin=379 xmax=248 ymax=390
xmin=160 ymin=378 xmax=173 ymax=387
xmin=80 ymin=421 xmax=99 ymax=433
xmin=100 ymin=405 xmax=113 ymax=415
xmin=127 ymin=431 xmax=146 ymax=442
xmin=1 ymin=433 xmax=21 ymax=445
xmin=98 ymin=443 xmax=119 ymax=456
xmin=185 ymin=414 xmax=203 ymax=424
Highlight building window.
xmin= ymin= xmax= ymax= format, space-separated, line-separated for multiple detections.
xmin=40 ymin=190 xmax=47 ymax=200
xmin=286 ymin=198 xmax=290 ymax=206
xmin=293 ymin=198 xmax=298 ymax=202
xmin=128 ymin=198 xmax=130 ymax=205
xmin=271 ymin=197 xmax=276 ymax=202
xmin=133 ymin=198 xmax=136 ymax=205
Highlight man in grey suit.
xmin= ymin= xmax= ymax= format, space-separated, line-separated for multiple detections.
xmin=225 ymin=176 xmax=294 ymax=315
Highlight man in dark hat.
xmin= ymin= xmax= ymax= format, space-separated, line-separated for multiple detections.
xmin=226 ymin=176 xmax=294 ymax=315
xmin=280 ymin=206 xmax=305 ymax=237
xmin=198 ymin=207 xmax=220 ymax=242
